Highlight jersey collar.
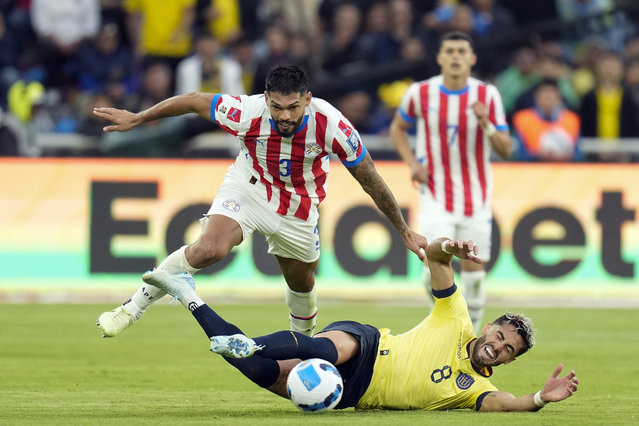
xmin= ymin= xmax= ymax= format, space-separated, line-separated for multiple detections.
xmin=439 ymin=84 xmax=469 ymax=95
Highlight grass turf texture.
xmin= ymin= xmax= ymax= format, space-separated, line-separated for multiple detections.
xmin=1 ymin=303 xmax=637 ymax=425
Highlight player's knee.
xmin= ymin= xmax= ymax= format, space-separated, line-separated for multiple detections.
xmin=332 ymin=334 xmax=359 ymax=364
xmin=287 ymin=279 xmax=314 ymax=293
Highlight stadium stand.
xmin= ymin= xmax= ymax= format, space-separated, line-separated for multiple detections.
xmin=1 ymin=0 xmax=638 ymax=161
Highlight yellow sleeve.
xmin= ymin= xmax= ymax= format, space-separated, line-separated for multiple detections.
xmin=431 ymin=284 xmax=470 ymax=322
xmin=123 ymin=0 xmax=142 ymax=13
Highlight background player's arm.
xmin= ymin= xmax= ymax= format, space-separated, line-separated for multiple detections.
xmin=390 ymin=111 xmax=429 ymax=184
xmin=426 ymin=238 xmax=481 ymax=291
xmin=347 ymin=152 xmax=428 ymax=261
xmin=471 ymin=101 xmax=511 ymax=160
xmin=480 ymin=364 xmax=579 ymax=412
xmin=93 ymin=92 xmax=215 ymax=132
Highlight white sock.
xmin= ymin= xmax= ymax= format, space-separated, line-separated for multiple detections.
xmin=124 ymin=285 xmax=165 ymax=318
xmin=461 ymin=270 xmax=487 ymax=334
xmin=158 ymin=245 xmax=201 ymax=274
xmin=286 ymin=287 xmax=317 ymax=336
xmin=422 ymin=266 xmax=435 ymax=310
xmin=175 ymin=287 xmax=205 ymax=312
xmin=122 ymin=297 xmax=145 ymax=319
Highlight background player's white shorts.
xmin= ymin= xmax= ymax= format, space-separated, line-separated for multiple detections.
xmin=419 ymin=192 xmax=492 ymax=262
xmin=206 ymin=175 xmax=320 ymax=263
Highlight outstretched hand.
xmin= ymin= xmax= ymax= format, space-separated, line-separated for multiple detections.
xmin=541 ymin=364 xmax=579 ymax=403
xmin=403 ymin=229 xmax=429 ymax=262
xmin=445 ymin=239 xmax=482 ymax=264
xmin=93 ymin=107 xmax=141 ymax=132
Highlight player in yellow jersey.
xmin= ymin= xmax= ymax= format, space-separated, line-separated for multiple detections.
xmin=146 ymin=238 xmax=579 ymax=412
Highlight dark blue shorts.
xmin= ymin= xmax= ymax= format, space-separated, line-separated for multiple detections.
xmin=318 ymin=320 xmax=380 ymax=409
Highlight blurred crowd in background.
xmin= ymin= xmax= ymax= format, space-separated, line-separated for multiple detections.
xmin=1 ymin=0 xmax=638 ymax=161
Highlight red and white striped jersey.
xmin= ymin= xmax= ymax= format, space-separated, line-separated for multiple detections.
xmin=210 ymin=94 xmax=367 ymax=221
xmin=398 ymin=75 xmax=509 ymax=217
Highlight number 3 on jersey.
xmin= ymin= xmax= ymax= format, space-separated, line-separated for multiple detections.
xmin=279 ymin=158 xmax=291 ymax=177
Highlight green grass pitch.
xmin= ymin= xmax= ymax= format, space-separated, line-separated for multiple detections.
xmin=1 ymin=303 xmax=638 ymax=425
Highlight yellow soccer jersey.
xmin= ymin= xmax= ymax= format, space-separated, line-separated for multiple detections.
xmin=357 ymin=285 xmax=497 ymax=410
xmin=124 ymin=0 xmax=196 ymax=57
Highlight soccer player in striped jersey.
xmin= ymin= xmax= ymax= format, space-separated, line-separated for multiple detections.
xmin=150 ymin=238 xmax=578 ymax=412
xmin=390 ymin=31 xmax=513 ymax=333
xmin=93 ymin=65 xmax=428 ymax=338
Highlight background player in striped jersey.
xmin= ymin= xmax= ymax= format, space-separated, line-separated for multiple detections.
xmin=390 ymin=31 xmax=513 ymax=333
xmin=146 ymin=237 xmax=578 ymax=412
xmin=93 ymin=65 xmax=428 ymax=338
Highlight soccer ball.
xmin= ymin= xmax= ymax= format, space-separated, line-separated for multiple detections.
xmin=286 ymin=358 xmax=343 ymax=412
xmin=539 ymin=127 xmax=575 ymax=161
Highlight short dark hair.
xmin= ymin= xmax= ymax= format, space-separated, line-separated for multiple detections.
xmin=536 ymin=77 xmax=560 ymax=90
xmin=534 ymin=77 xmax=561 ymax=93
xmin=265 ymin=65 xmax=309 ymax=95
xmin=492 ymin=312 xmax=536 ymax=356
xmin=439 ymin=31 xmax=474 ymax=51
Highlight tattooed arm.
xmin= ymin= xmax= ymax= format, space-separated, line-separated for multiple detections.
xmin=347 ymin=152 xmax=428 ymax=261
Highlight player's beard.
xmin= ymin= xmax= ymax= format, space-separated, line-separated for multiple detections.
xmin=471 ymin=336 xmax=504 ymax=368
xmin=274 ymin=116 xmax=303 ymax=138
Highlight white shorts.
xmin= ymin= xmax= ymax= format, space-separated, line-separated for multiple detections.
xmin=419 ymin=192 xmax=493 ymax=262
xmin=206 ymin=174 xmax=320 ymax=263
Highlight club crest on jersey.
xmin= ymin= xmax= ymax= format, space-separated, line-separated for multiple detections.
xmin=305 ymin=143 xmax=323 ymax=157
xmin=456 ymin=373 xmax=475 ymax=390
xmin=223 ymin=199 xmax=240 ymax=212
xmin=227 ymin=107 xmax=241 ymax=123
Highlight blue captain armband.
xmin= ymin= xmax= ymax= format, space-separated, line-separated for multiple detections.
xmin=210 ymin=94 xmax=222 ymax=121
xmin=398 ymin=107 xmax=416 ymax=124
xmin=342 ymin=145 xmax=368 ymax=167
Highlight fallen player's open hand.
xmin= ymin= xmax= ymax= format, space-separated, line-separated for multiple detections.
xmin=446 ymin=239 xmax=482 ymax=264
xmin=540 ymin=364 xmax=579 ymax=403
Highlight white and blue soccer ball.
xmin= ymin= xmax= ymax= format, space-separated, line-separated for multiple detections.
xmin=539 ymin=127 xmax=575 ymax=160
xmin=286 ymin=358 xmax=343 ymax=412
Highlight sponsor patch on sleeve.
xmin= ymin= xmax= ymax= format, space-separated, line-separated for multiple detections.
xmin=227 ymin=107 xmax=241 ymax=123
xmin=346 ymin=132 xmax=360 ymax=152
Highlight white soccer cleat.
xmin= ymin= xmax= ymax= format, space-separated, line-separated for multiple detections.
xmin=209 ymin=334 xmax=264 ymax=359
xmin=97 ymin=306 xmax=136 ymax=338
xmin=141 ymin=269 xmax=195 ymax=301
